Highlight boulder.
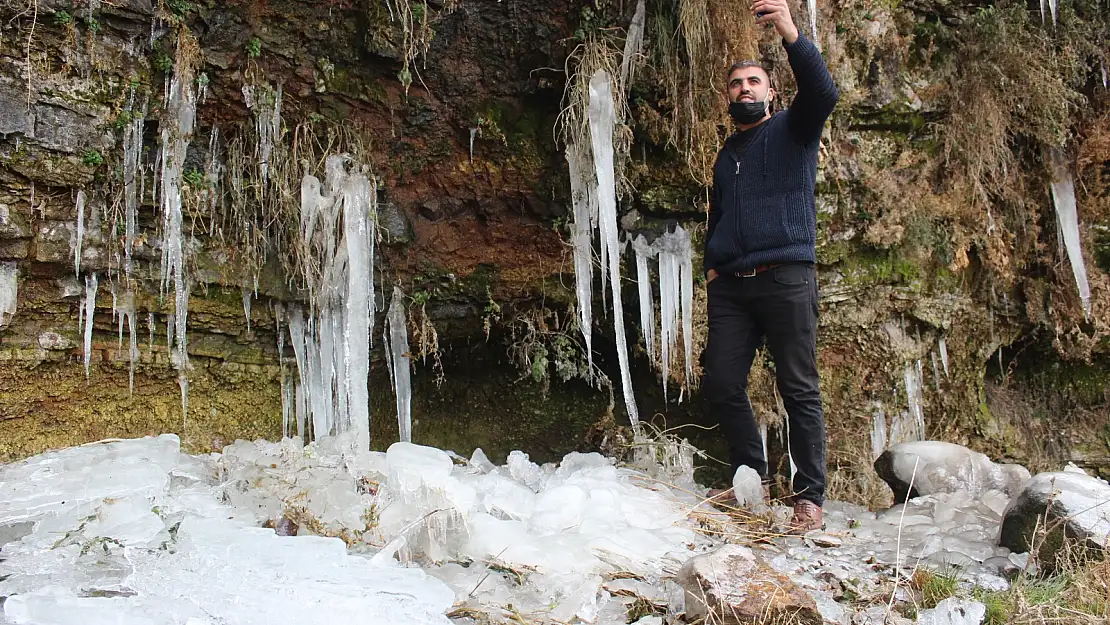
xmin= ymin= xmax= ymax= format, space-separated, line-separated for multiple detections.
xmin=874 ymin=441 xmax=1030 ymax=503
xmin=999 ymin=471 xmax=1110 ymax=569
xmin=676 ymin=544 xmax=822 ymax=625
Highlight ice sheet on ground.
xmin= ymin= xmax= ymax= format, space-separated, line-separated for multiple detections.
xmin=0 ymin=432 xmax=1037 ymax=625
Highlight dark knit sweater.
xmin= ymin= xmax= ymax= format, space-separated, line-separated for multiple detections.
xmin=704 ymin=35 xmax=839 ymax=275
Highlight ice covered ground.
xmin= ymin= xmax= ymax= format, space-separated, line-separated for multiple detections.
xmin=0 ymin=434 xmax=1036 ymax=625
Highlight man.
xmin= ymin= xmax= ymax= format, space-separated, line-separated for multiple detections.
xmin=702 ymin=0 xmax=838 ymax=533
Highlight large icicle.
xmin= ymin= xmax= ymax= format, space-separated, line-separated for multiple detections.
xmin=632 ymin=235 xmax=656 ymax=365
xmin=82 ymin=273 xmax=98 ymax=380
xmin=677 ymin=228 xmax=694 ymax=391
xmin=651 ymin=227 xmax=694 ymax=399
xmin=122 ymin=104 xmax=145 ymax=278
xmin=343 ymin=164 xmax=374 ymax=450
xmin=73 ymin=190 xmax=85 ymax=276
xmin=1048 ymin=148 xmax=1091 ymax=319
xmin=588 ymin=70 xmax=638 ymax=426
xmin=619 ymin=0 xmax=647 ymax=91
xmin=566 ymin=145 xmax=596 ymax=375
xmin=386 ymin=287 xmax=413 ymax=443
xmin=289 ymin=156 xmax=378 ymax=449
xmin=657 ymin=235 xmax=680 ymax=400
xmin=159 ymin=69 xmax=198 ymax=420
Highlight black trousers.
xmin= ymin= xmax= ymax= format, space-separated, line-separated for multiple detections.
xmin=703 ymin=263 xmax=827 ymax=506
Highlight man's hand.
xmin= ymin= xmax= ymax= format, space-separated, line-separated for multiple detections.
xmin=707 ymin=268 xmax=719 ymax=283
xmin=751 ymin=0 xmax=799 ymax=44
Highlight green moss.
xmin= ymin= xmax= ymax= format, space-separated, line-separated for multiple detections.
xmin=81 ymin=150 xmax=105 ymax=167
xmin=839 ymin=248 xmax=921 ymax=288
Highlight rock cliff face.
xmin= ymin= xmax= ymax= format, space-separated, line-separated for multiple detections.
xmin=0 ymin=0 xmax=1107 ymax=493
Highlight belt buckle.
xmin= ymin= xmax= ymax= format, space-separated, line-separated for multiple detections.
xmin=739 ymin=268 xmax=758 ymax=278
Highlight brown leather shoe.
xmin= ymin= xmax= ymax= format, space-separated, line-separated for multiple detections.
xmin=788 ymin=499 xmax=823 ymax=534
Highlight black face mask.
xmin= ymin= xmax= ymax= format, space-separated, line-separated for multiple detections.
xmin=729 ymin=100 xmax=768 ymax=125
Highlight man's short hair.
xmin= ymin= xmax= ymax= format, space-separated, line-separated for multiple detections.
xmin=727 ymin=60 xmax=772 ymax=84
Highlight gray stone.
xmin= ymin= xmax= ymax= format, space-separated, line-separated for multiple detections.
xmin=804 ymin=531 xmax=843 ymax=548
xmin=38 ymin=331 xmax=74 ymax=351
xmin=378 ymin=202 xmax=411 ymax=243
xmin=676 ymin=544 xmax=822 ymax=625
xmin=999 ymin=471 xmax=1110 ymax=568
xmin=0 ymin=240 xmax=30 ymax=260
xmin=0 ymin=81 xmax=34 ymax=136
xmin=874 ymin=441 xmax=1030 ymax=503
xmin=0 ymin=204 xmax=31 ymax=239
xmin=32 ymin=104 xmax=111 ymax=154
xmin=34 ymin=221 xmax=75 ymax=263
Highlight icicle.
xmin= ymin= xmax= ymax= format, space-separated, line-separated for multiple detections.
xmin=657 ymin=242 xmax=678 ymax=401
xmin=122 ymin=103 xmax=145 ymax=279
xmin=1102 ymin=64 xmax=1107 ymax=89
xmin=870 ymin=402 xmax=887 ymax=460
xmin=256 ymin=83 xmax=283 ymax=183
xmin=115 ymin=286 xmax=123 ymax=350
xmin=1039 ymin=0 xmax=1046 ymax=23
xmin=148 ymin=312 xmax=155 ymax=353
xmin=930 ymin=351 xmax=941 ymax=393
xmin=807 ymin=0 xmax=817 ymax=41
xmin=588 ymin=70 xmax=638 ymax=426
xmin=1047 ymin=148 xmax=1091 ymax=319
xmin=677 ymin=228 xmax=694 ymax=391
xmin=1048 ymin=0 xmax=1057 ymax=26
xmin=73 ymin=190 xmax=86 ymax=276
xmin=83 ymin=273 xmax=98 ymax=380
xmin=900 ymin=362 xmax=925 ymax=441
xmin=786 ymin=418 xmax=797 ymax=482
xmin=159 ymin=65 xmax=198 ymax=423
xmin=619 ymin=0 xmax=647 ymax=91
xmin=387 ymin=287 xmax=413 ymax=443
xmin=287 ymin=306 xmax=309 ymax=442
xmin=343 ymin=164 xmax=375 ymax=451
xmin=648 ymin=227 xmax=694 ymax=398
xmin=760 ymin=421 xmax=769 ymax=465
xmin=469 ymin=128 xmax=477 ymax=163
xmin=566 ymin=145 xmax=596 ymax=376
xmin=242 ymin=288 xmax=252 ymax=333
xmin=632 ymin=235 xmax=656 ymax=365
xmin=116 ymin=289 xmax=138 ymax=395
xmin=938 ymin=337 xmax=950 ymax=378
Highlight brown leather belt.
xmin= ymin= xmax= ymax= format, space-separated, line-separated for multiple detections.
xmin=733 ymin=264 xmax=780 ymax=278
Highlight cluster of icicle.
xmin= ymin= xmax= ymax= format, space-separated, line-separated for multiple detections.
xmin=281 ymin=156 xmax=378 ymax=451
xmin=631 ymin=229 xmax=694 ymax=401
xmin=279 ymin=157 xmax=415 ymax=450
xmin=566 ymin=67 xmax=701 ymax=425
xmin=70 ymin=67 xmax=416 ymax=450
xmin=566 ymin=72 xmax=641 ymax=426
xmin=73 ymin=69 xmax=189 ymax=407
